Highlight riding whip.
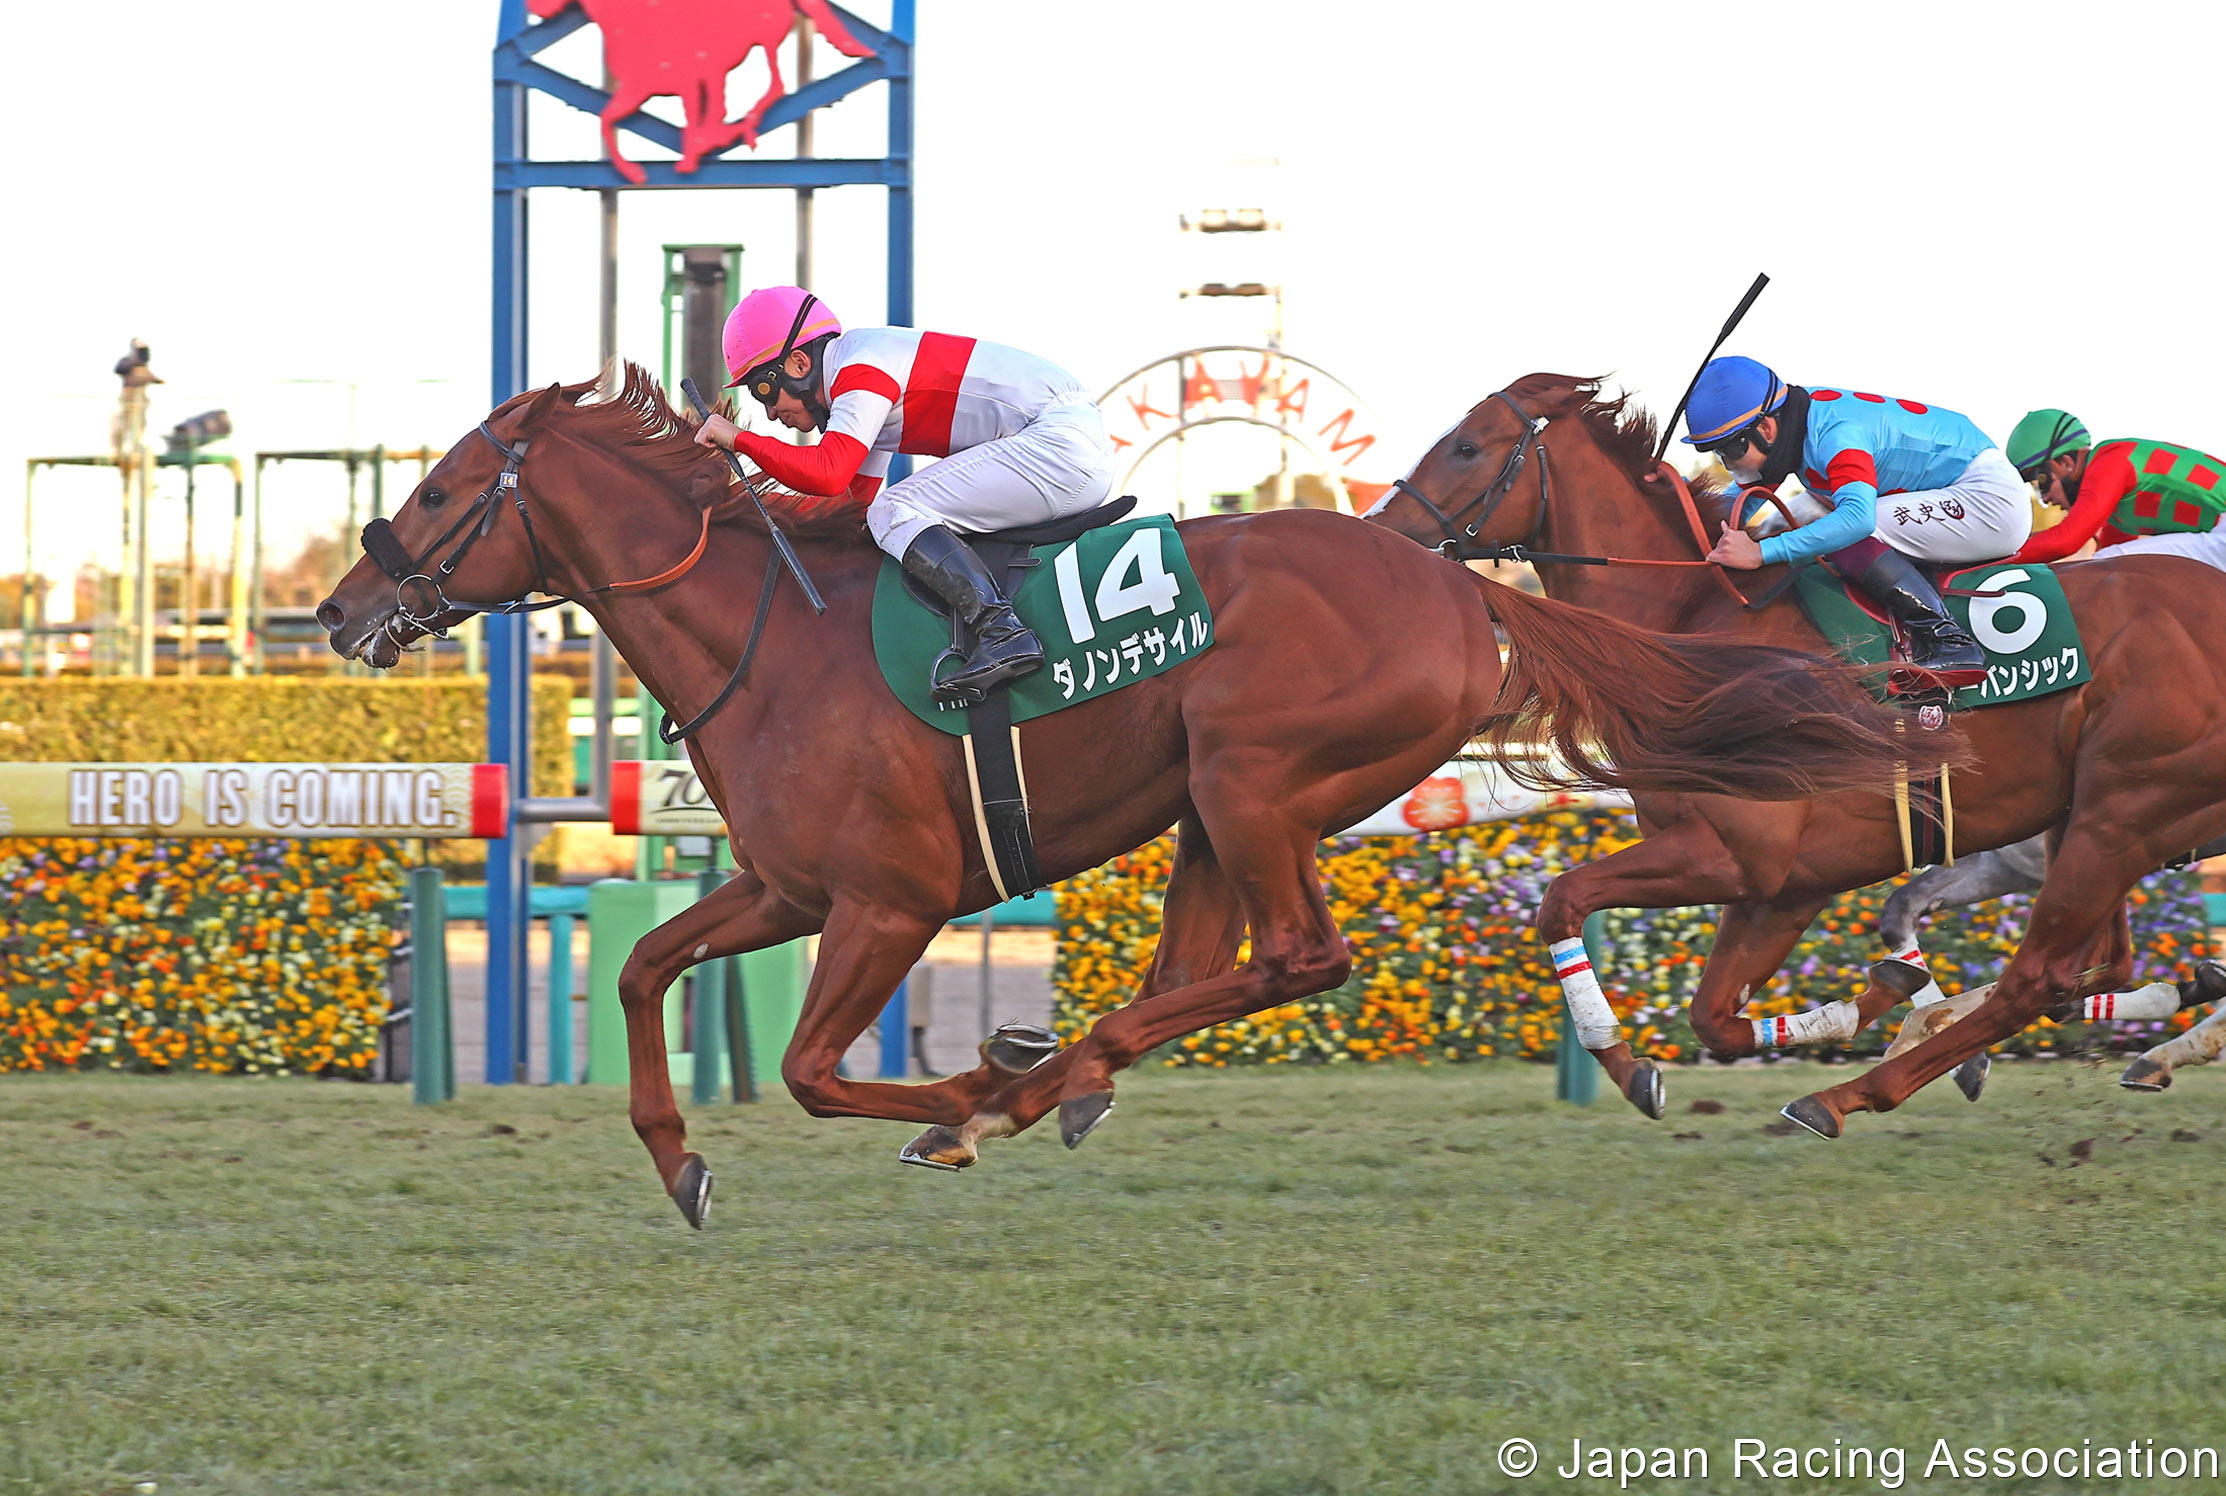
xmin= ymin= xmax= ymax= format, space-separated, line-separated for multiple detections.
xmin=680 ymin=377 xmax=828 ymax=615
xmin=1651 ymin=271 xmax=1770 ymax=464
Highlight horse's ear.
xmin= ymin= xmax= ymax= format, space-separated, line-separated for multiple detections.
xmin=686 ymin=468 xmax=722 ymax=505
xmin=512 ymin=381 xmax=568 ymax=435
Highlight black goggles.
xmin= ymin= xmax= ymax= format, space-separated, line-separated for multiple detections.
xmin=737 ymin=294 xmax=822 ymax=408
xmin=1705 ymin=428 xmax=1757 ymax=462
xmin=740 ymin=362 xmax=787 ymax=406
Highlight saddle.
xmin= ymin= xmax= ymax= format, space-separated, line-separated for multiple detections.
xmin=899 ymin=495 xmax=1140 ymax=671
xmin=898 ymin=495 xmax=1138 ymax=902
xmin=1796 ymin=557 xmax=2091 ymax=872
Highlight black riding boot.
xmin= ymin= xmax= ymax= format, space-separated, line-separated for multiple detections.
xmin=1844 ymin=544 xmax=1987 ymax=689
xmin=901 ymin=525 xmax=1045 ymax=702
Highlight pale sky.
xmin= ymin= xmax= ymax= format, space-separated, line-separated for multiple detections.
xmin=7 ymin=0 xmax=2221 ymax=606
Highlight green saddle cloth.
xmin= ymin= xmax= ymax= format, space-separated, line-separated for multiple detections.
xmin=871 ymin=514 xmax=1215 ymax=736
xmin=1793 ymin=559 xmax=2090 ymax=707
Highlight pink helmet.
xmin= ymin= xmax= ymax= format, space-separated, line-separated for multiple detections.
xmin=722 ymin=286 xmax=843 ymax=396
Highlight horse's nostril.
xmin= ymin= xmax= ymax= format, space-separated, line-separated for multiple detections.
xmin=315 ymin=599 xmax=346 ymax=631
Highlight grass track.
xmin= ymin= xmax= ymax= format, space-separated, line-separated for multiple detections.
xmin=2 ymin=1062 xmax=2222 ymax=1496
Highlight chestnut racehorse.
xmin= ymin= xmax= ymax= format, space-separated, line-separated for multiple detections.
xmin=1370 ymin=374 xmax=2226 ymax=1137
xmin=321 ymin=367 xmax=1939 ymax=1223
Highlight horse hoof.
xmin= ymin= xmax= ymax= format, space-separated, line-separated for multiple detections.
xmin=1779 ymin=1095 xmax=1842 ymax=1139
xmin=2181 ymin=960 xmax=2226 ymax=1010
xmin=1059 ymin=1091 xmax=1115 ymax=1150
xmin=2119 ymin=1057 xmax=2173 ymax=1092
xmin=671 ymin=1153 xmax=713 ymax=1230
xmin=1624 ymin=1061 xmax=1666 ymax=1120
xmin=1952 ymin=1052 xmax=1991 ymax=1103
xmin=899 ymin=1125 xmax=976 ymax=1171
xmin=981 ymin=1022 xmax=1060 ymax=1075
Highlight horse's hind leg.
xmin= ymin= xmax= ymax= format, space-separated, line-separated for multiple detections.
xmin=913 ymin=814 xmax=1247 ymax=1163
xmin=1785 ymin=819 xmax=2151 ymax=1137
xmin=618 ymin=869 xmax=822 ymax=1226
xmin=779 ymin=899 xmax=1042 ymax=1137
xmin=1046 ymin=781 xmax=1351 ymax=1148
xmin=2123 ymin=1000 xmax=2226 ymax=1090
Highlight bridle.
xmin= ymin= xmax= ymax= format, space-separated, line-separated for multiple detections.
xmin=1388 ymin=388 xmax=1790 ymax=611
xmin=361 ymin=422 xmax=567 ymax=639
xmin=356 ymin=418 xmax=760 ymax=742
xmin=1390 ymin=391 xmax=1551 ymax=562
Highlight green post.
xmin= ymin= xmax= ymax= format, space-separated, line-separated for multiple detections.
xmin=634 ymin=677 xmax=668 ymax=879
xmin=723 ymin=955 xmax=756 ymax=1102
xmin=690 ymin=869 xmax=726 ymax=1103
xmin=1555 ymin=911 xmax=1608 ymax=1107
xmin=547 ymin=912 xmax=575 ymax=1084
xmin=410 ymin=867 xmax=454 ymax=1104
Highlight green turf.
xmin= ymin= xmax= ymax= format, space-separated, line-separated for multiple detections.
xmin=2 ymin=1062 xmax=2221 ymax=1495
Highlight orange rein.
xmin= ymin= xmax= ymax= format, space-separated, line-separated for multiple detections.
xmin=1551 ymin=461 xmax=1752 ymax=609
xmin=598 ymin=502 xmax=714 ymax=595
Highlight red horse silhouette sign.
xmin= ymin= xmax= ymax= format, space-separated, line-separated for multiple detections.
xmin=527 ymin=0 xmax=876 ymax=183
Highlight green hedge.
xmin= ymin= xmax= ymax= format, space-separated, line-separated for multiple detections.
xmin=0 ymin=678 xmax=569 ymax=791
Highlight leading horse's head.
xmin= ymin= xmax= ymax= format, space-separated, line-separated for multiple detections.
xmin=318 ymin=382 xmax=581 ymax=669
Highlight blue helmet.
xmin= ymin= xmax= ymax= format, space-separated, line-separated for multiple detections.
xmin=1682 ymin=356 xmax=1788 ymax=448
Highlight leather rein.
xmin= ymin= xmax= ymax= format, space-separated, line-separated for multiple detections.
xmin=1391 ymin=389 xmax=1790 ymax=611
xmin=358 ymin=420 xmax=768 ymax=743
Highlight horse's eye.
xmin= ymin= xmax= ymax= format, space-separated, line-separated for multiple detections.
xmin=423 ymin=489 xmax=448 ymax=510
xmin=1456 ymin=442 xmax=1478 ymax=459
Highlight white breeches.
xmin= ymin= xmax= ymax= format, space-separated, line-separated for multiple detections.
xmin=1869 ymin=449 xmax=2034 ymax=565
xmin=866 ymin=399 xmax=1118 ymax=559
xmin=2104 ymin=511 xmax=2226 ymax=574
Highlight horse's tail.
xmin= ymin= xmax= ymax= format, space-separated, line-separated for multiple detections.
xmin=1471 ymin=576 xmax=1967 ymax=801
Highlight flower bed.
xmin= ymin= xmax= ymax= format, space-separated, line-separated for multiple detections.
xmin=1051 ymin=812 xmax=2211 ymax=1065
xmin=0 ymin=837 xmax=404 ymax=1075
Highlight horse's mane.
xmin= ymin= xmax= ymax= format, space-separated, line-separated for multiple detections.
xmin=1500 ymin=372 xmax=1737 ymax=527
xmin=539 ymin=361 xmax=874 ymax=547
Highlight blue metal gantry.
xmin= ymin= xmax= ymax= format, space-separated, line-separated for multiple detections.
xmin=485 ymin=0 xmax=914 ymax=1082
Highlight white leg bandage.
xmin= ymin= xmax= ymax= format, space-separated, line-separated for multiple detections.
xmin=2080 ymin=982 xmax=2179 ymax=1022
xmin=2139 ymin=1003 xmax=2226 ymax=1074
xmin=1549 ymin=936 xmax=1621 ymax=1050
xmin=1888 ymin=943 xmax=1947 ymax=1008
xmin=1753 ymin=1001 xmax=1860 ymax=1049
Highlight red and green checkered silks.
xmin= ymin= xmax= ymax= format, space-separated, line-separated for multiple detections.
xmin=2107 ymin=438 xmax=2226 ymax=537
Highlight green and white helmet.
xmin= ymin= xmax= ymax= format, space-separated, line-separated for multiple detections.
xmin=2006 ymin=409 xmax=2091 ymax=477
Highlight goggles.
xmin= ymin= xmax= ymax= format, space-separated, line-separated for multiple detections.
xmin=736 ymin=294 xmax=822 ymax=407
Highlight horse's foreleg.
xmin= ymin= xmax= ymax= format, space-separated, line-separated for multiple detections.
xmin=618 ymin=870 xmax=821 ymax=1225
xmin=1533 ymin=816 xmax=1775 ymax=1117
xmin=1685 ymin=897 xmax=1838 ymax=1056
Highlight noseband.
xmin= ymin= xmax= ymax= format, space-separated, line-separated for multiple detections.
xmin=360 ymin=422 xmax=561 ymax=647
xmin=1389 ymin=390 xmax=1551 ymax=562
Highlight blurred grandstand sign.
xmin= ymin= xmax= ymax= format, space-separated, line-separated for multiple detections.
xmin=1096 ymin=346 xmax=1390 ymax=516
